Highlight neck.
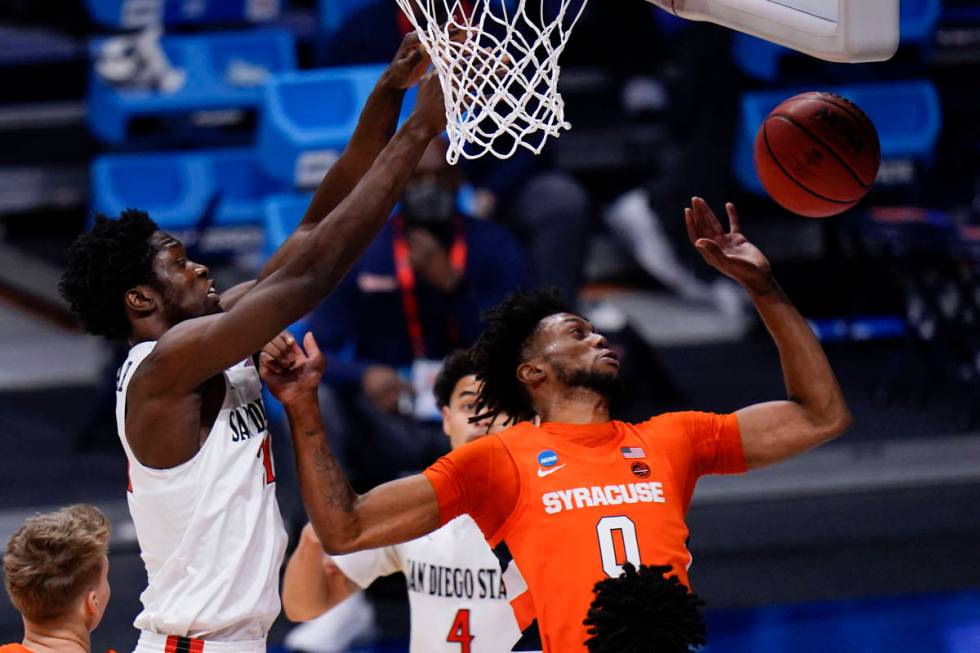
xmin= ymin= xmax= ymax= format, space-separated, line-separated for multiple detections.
xmin=536 ymin=387 xmax=610 ymax=425
xmin=22 ymin=619 xmax=91 ymax=653
xmin=129 ymin=315 xmax=172 ymax=346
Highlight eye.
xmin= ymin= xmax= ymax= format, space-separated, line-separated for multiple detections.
xmin=463 ymin=403 xmax=476 ymax=411
xmin=570 ymin=327 xmax=583 ymax=336
xmin=175 ymin=257 xmax=187 ymax=266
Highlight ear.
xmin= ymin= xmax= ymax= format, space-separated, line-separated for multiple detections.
xmin=124 ymin=285 xmax=157 ymax=315
xmin=516 ymin=359 xmax=546 ymax=387
xmin=83 ymin=588 xmax=100 ymax=626
xmin=441 ymin=406 xmax=452 ymax=438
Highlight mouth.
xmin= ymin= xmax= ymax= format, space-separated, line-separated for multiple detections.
xmin=598 ymin=349 xmax=620 ymax=366
xmin=207 ymin=282 xmax=218 ymax=297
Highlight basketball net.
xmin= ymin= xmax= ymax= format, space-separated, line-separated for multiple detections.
xmin=395 ymin=0 xmax=589 ymax=163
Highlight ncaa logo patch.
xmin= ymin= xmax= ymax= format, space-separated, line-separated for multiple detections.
xmin=537 ymin=450 xmax=559 ymax=468
xmin=631 ymin=461 xmax=651 ymax=479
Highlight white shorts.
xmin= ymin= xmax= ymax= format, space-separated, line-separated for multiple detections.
xmin=132 ymin=631 xmax=266 ymax=653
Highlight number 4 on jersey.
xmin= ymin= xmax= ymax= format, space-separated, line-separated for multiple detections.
xmin=446 ymin=608 xmax=474 ymax=652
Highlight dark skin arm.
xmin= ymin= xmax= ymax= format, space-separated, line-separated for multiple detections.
xmin=218 ymin=33 xmax=432 ymax=311
xmin=125 ymin=73 xmax=447 ymax=469
xmin=261 ymin=333 xmax=441 ymax=554
xmin=684 ymin=198 xmax=853 ymax=469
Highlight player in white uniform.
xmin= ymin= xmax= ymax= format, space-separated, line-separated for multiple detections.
xmin=58 ymin=35 xmax=447 ymax=653
xmin=277 ymin=351 xmax=520 ymax=653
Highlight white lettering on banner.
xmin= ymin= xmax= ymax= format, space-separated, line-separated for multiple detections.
xmin=542 ymin=482 xmax=666 ymax=514
xmin=121 ymin=0 xmax=164 ymax=27
xmin=296 ymin=150 xmax=340 ymax=188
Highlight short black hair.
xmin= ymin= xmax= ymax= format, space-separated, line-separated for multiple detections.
xmin=584 ymin=563 xmax=707 ymax=652
xmin=470 ymin=288 xmax=572 ymax=424
xmin=59 ymin=209 xmax=160 ymax=340
xmin=433 ymin=349 xmax=477 ymax=409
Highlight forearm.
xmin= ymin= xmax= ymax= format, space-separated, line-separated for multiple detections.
xmin=738 ymin=281 xmax=852 ymax=466
xmin=285 ymin=392 xmax=362 ymax=553
xmin=300 ymin=80 xmax=406 ymax=229
xmin=276 ymin=117 xmax=435 ymax=310
xmin=753 ymin=283 xmax=845 ymax=414
xmin=282 ymin=534 xmax=354 ymax=621
xmin=286 ymin=390 xmax=441 ymax=553
xmin=258 ymin=81 xmax=406 ymax=282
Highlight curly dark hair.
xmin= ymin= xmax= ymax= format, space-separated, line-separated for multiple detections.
xmin=583 ymin=563 xmax=707 ymax=653
xmin=433 ymin=349 xmax=477 ymax=409
xmin=470 ymin=288 xmax=572 ymax=424
xmin=59 ymin=209 xmax=160 ymax=340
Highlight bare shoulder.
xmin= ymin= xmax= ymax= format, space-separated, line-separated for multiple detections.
xmin=132 ymin=313 xmax=224 ymax=394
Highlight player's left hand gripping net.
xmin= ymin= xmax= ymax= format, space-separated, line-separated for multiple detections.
xmin=396 ymin=0 xmax=589 ymax=164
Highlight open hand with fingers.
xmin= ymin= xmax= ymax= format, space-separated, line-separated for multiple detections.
xmin=685 ymin=197 xmax=776 ymax=297
xmin=259 ymin=331 xmax=327 ymax=405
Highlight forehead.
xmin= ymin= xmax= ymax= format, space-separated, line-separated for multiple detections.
xmin=450 ymin=374 xmax=480 ymax=400
xmin=537 ymin=312 xmax=590 ymax=335
xmin=150 ymin=231 xmax=184 ymax=258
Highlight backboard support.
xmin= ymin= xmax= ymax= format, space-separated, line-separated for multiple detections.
xmin=645 ymin=0 xmax=899 ymax=63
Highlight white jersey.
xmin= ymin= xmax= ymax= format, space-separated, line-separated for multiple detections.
xmin=333 ymin=516 xmax=521 ymax=653
xmin=115 ymin=341 xmax=288 ymax=643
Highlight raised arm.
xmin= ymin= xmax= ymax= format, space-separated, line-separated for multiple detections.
xmin=685 ymin=198 xmax=852 ymax=469
xmin=146 ymin=74 xmax=447 ymax=393
xmin=261 ymin=333 xmax=442 ymax=554
xmin=254 ymin=33 xmax=432 ymax=286
xmin=282 ymin=523 xmax=360 ymax=622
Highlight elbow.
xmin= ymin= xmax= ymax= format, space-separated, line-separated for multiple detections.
xmin=283 ymin=601 xmax=322 ymax=624
xmin=319 ymin=537 xmax=361 ymax=556
xmin=314 ymin=522 xmax=364 ymax=556
xmin=815 ymin=400 xmax=853 ymax=444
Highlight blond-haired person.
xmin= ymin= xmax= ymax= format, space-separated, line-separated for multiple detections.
xmin=2 ymin=505 xmax=112 ymax=653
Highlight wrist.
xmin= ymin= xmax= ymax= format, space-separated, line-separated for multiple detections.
xmin=377 ymin=70 xmax=408 ymax=94
xmin=746 ymin=275 xmax=783 ymax=301
xmin=282 ymin=389 xmax=320 ymax=414
xmin=403 ymin=113 xmax=443 ymax=140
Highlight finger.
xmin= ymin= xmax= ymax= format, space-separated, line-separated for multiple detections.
xmin=684 ymin=208 xmax=698 ymax=245
xmin=258 ymin=352 xmax=282 ymax=376
xmin=692 ymin=197 xmax=723 ymax=237
xmin=265 ymin=331 xmax=295 ymax=358
xmin=263 ymin=338 xmax=285 ymax=359
xmin=446 ymin=26 xmax=468 ymax=43
xmin=726 ymin=202 xmax=741 ymax=233
xmin=303 ymin=331 xmax=322 ymax=362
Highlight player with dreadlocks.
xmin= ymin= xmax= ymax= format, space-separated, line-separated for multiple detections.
xmin=278 ymin=198 xmax=852 ymax=652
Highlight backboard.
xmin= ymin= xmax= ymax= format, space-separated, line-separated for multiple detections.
xmin=645 ymin=0 xmax=900 ymax=63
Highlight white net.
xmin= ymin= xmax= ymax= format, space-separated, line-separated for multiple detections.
xmin=395 ymin=0 xmax=589 ymax=163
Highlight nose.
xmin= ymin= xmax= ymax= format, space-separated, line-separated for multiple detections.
xmin=589 ymin=331 xmax=608 ymax=349
xmin=194 ymin=261 xmax=210 ymax=278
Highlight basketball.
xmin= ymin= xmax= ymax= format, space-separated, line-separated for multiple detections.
xmin=754 ymin=92 xmax=881 ymax=218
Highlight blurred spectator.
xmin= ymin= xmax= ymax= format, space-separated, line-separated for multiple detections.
xmin=2 ymin=505 xmax=112 ymax=653
xmin=309 ymin=137 xmax=529 ymax=487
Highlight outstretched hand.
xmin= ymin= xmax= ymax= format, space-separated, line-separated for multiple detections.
xmin=685 ymin=197 xmax=775 ymax=296
xmin=259 ymin=331 xmax=326 ymax=405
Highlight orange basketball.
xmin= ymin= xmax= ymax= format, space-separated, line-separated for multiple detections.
xmin=754 ymin=92 xmax=881 ymax=218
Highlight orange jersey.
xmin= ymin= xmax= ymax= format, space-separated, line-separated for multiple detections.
xmin=0 ymin=645 xmax=31 ymax=653
xmin=423 ymin=412 xmax=745 ymax=652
